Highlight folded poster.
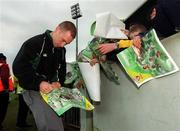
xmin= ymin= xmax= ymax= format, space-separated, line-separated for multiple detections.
xmin=64 ymin=62 xmax=85 ymax=89
xmin=94 ymin=12 xmax=128 ymax=39
xmin=78 ymin=62 xmax=101 ymax=101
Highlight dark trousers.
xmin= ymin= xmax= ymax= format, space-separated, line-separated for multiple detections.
xmin=16 ymin=94 xmax=29 ymax=126
xmin=0 ymin=91 xmax=9 ymax=128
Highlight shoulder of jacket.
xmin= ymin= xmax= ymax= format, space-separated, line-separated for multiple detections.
xmin=0 ymin=63 xmax=8 ymax=68
xmin=23 ymin=34 xmax=44 ymax=50
xmin=0 ymin=63 xmax=9 ymax=73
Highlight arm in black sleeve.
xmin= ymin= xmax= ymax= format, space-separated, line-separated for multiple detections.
xmin=12 ymin=36 xmax=47 ymax=91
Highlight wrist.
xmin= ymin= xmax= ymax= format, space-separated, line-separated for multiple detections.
xmin=114 ymin=42 xmax=119 ymax=49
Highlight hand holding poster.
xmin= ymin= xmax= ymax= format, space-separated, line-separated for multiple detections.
xmin=117 ymin=29 xmax=179 ymax=87
xmin=41 ymin=87 xmax=94 ymax=116
xmin=88 ymin=38 xmax=120 ymax=84
xmin=78 ymin=37 xmax=120 ymax=85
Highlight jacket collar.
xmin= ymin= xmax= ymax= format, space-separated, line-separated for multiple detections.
xmin=44 ymin=30 xmax=54 ymax=49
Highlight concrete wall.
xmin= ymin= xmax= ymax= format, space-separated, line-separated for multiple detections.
xmin=82 ymin=32 xmax=180 ymax=131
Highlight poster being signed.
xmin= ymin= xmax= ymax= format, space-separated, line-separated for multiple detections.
xmin=41 ymin=87 xmax=94 ymax=116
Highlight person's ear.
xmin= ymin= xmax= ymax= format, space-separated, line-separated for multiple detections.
xmin=150 ymin=8 xmax=157 ymax=20
xmin=55 ymin=26 xmax=61 ymax=33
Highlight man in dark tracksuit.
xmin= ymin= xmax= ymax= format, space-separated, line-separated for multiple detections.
xmin=13 ymin=21 xmax=76 ymax=131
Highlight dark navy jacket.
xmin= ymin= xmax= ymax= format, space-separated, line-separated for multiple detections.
xmin=13 ymin=30 xmax=66 ymax=91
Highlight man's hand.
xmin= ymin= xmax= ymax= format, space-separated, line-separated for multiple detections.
xmin=97 ymin=43 xmax=117 ymax=54
xmin=40 ymin=81 xmax=61 ymax=94
xmin=40 ymin=81 xmax=53 ymax=94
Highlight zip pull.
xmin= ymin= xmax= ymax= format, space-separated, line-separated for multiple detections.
xmin=52 ymin=47 xmax=55 ymax=54
xmin=40 ymin=37 xmax=46 ymax=56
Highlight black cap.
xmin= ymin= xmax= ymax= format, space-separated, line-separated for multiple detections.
xmin=0 ymin=53 xmax=6 ymax=60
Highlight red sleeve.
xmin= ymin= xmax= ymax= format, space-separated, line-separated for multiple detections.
xmin=0 ymin=64 xmax=10 ymax=89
